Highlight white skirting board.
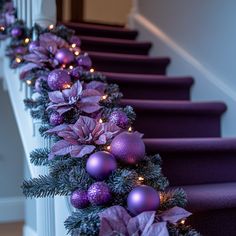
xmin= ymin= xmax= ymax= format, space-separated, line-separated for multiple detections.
xmin=0 ymin=197 xmax=24 ymax=223
xmin=129 ymin=13 xmax=236 ymax=137
xmin=23 ymin=225 xmax=37 ymax=236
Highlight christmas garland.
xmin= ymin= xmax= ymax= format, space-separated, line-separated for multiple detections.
xmin=0 ymin=2 xmax=200 ymax=236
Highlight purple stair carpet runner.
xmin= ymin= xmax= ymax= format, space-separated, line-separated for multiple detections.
xmin=69 ymin=22 xmax=236 ymax=235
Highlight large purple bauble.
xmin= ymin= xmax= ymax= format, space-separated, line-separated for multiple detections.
xmin=70 ymin=189 xmax=89 ymax=209
xmin=87 ymin=182 xmax=111 ymax=205
xmin=55 ymin=48 xmax=75 ymax=65
xmin=77 ymin=54 xmax=92 ymax=69
xmin=110 ymin=132 xmax=145 ymax=165
xmin=34 ymin=76 xmax=47 ymax=93
xmin=70 ymin=35 xmax=81 ymax=47
xmin=127 ymin=185 xmax=160 ymax=215
xmin=29 ymin=41 xmax=39 ymax=52
xmin=109 ymin=110 xmax=129 ymax=129
xmin=47 ymin=69 xmax=71 ymax=90
xmin=11 ymin=27 xmax=23 ymax=37
xmin=50 ymin=112 xmax=64 ymax=126
xmin=86 ymin=151 xmax=117 ymax=180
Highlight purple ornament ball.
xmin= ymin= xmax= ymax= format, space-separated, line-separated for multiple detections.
xmin=88 ymin=182 xmax=111 ymax=205
xmin=15 ymin=46 xmax=27 ymax=54
xmin=34 ymin=76 xmax=47 ymax=93
xmin=47 ymin=69 xmax=71 ymax=90
xmin=50 ymin=112 xmax=64 ymax=126
xmin=77 ymin=53 xmax=92 ymax=69
xmin=11 ymin=27 xmax=23 ymax=37
xmin=110 ymin=132 xmax=145 ymax=165
xmin=70 ymin=189 xmax=89 ymax=209
xmin=55 ymin=48 xmax=75 ymax=65
xmin=127 ymin=185 xmax=160 ymax=215
xmin=70 ymin=35 xmax=81 ymax=47
xmin=29 ymin=41 xmax=39 ymax=52
xmin=86 ymin=151 xmax=117 ymax=180
xmin=109 ymin=110 xmax=129 ymax=128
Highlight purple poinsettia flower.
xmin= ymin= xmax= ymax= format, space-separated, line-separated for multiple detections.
xmin=47 ymin=115 xmax=121 ymax=159
xmin=47 ymin=80 xmax=105 ymax=115
xmin=99 ymin=205 xmax=192 ymax=236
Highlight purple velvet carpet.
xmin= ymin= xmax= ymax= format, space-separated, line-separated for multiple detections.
xmin=67 ymin=21 xmax=236 ymax=236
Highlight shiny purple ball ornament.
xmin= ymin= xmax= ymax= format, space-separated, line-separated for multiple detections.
xmin=50 ymin=112 xmax=64 ymax=126
xmin=87 ymin=182 xmax=111 ymax=205
xmin=70 ymin=189 xmax=89 ymax=209
xmin=127 ymin=185 xmax=160 ymax=215
xmin=55 ymin=48 xmax=75 ymax=65
xmin=110 ymin=131 xmax=145 ymax=165
xmin=11 ymin=27 xmax=23 ymax=37
xmin=77 ymin=53 xmax=92 ymax=69
xmin=29 ymin=41 xmax=39 ymax=52
xmin=86 ymin=151 xmax=117 ymax=180
xmin=109 ymin=110 xmax=129 ymax=128
xmin=47 ymin=69 xmax=71 ymax=90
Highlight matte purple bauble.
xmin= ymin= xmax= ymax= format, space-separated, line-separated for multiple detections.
xmin=34 ymin=76 xmax=47 ymax=93
xmin=47 ymin=69 xmax=71 ymax=90
xmin=70 ymin=189 xmax=89 ymax=209
xmin=11 ymin=27 xmax=22 ymax=37
xmin=50 ymin=112 xmax=64 ymax=126
xmin=109 ymin=110 xmax=129 ymax=128
xmin=77 ymin=54 xmax=92 ymax=69
xmin=86 ymin=151 xmax=117 ymax=180
xmin=110 ymin=132 xmax=145 ymax=165
xmin=70 ymin=35 xmax=81 ymax=47
xmin=87 ymin=182 xmax=111 ymax=205
xmin=29 ymin=41 xmax=39 ymax=52
xmin=55 ymin=48 xmax=75 ymax=65
xmin=127 ymin=185 xmax=160 ymax=215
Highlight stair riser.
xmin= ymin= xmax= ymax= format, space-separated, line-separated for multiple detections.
xmin=134 ymin=112 xmax=221 ymax=138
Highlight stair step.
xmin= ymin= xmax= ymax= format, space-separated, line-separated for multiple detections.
xmin=88 ymin=52 xmax=170 ymax=74
xmin=121 ymin=99 xmax=227 ymax=138
xmin=104 ymin=72 xmax=194 ymax=100
xmin=63 ymin=22 xmax=138 ymax=40
xmin=80 ymin=36 xmax=152 ymax=55
xmin=145 ymin=138 xmax=236 ymax=185
xmin=74 ymin=21 xmax=125 ymax=28
xmin=179 ymin=183 xmax=236 ymax=236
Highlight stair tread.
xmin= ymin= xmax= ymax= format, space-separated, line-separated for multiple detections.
xmin=144 ymin=137 xmax=236 ymax=152
xmin=122 ymin=99 xmax=227 ymax=114
xmin=173 ymin=182 xmax=236 ymax=212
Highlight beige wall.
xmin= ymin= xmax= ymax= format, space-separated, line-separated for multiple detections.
xmin=84 ymin=0 xmax=132 ymax=25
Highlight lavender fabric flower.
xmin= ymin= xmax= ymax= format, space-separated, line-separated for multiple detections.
xmin=47 ymin=80 xmax=105 ymax=115
xmin=47 ymin=115 xmax=121 ymax=159
xmin=99 ymin=205 xmax=192 ymax=236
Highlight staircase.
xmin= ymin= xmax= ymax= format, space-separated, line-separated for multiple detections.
xmin=64 ymin=21 xmax=236 ymax=236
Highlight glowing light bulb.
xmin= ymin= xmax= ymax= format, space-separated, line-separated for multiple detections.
xmin=180 ymin=220 xmax=185 ymax=225
xmin=69 ymin=65 xmax=74 ymax=70
xmin=26 ymin=80 xmax=32 ymax=85
xmin=62 ymin=83 xmax=71 ymax=89
xmin=48 ymin=24 xmax=54 ymax=30
xmin=74 ymin=51 xmax=80 ymax=56
xmin=71 ymin=43 xmax=76 ymax=48
xmin=90 ymin=68 xmax=95 ymax=73
xmin=15 ymin=57 xmax=22 ymax=63
xmin=61 ymin=64 xmax=66 ymax=69
xmin=106 ymin=146 xmax=111 ymax=151
xmin=99 ymin=118 xmax=103 ymax=123
xmin=101 ymin=95 xmax=107 ymax=100
xmin=24 ymin=38 xmax=30 ymax=44
xmin=138 ymin=177 xmax=144 ymax=181
xmin=0 ymin=26 xmax=5 ymax=31
xmin=128 ymin=127 xmax=132 ymax=132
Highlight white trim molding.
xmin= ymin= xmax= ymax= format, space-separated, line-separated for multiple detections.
xmin=0 ymin=197 xmax=24 ymax=223
xmin=23 ymin=225 xmax=37 ymax=236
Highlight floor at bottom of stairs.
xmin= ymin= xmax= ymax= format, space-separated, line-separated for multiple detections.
xmin=0 ymin=222 xmax=23 ymax=236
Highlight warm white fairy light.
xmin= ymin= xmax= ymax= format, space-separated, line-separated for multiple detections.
xmin=24 ymin=38 xmax=30 ymax=44
xmin=99 ymin=118 xmax=103 ymax=123
xmin=71 ymin=43 xmax=76 ymax=48
xmin=101 ymin=95 xmax=108 ymax=100
xmin=61 ymin=64 xmax=66 ymax=69
xmin=180 ymin=220 xmax=185 ymax=225
xmin=48 ymin=24 xmax=54 ymax=30
xmin=138 ymin=176 xmax=144 ymax=181
xmin=62 ymin=83 xmax=71 ymax=89
xmin=69 ymin=65 xmax=74 ymax=70
xmin=26 ymin=80 xmax=32 ymax=85
xmin=74 ymin=50 xmax=80 ymax=56
xmin=15 ymin=57 xmax=22 ymax=63
xmin=90 ymin=68 xmax=95 ymax=73
xmin=106 ymin=145 xmax=111 ymax=151
xmin=128 ymin=127 xmax=132 ymax=132
xmin=0 ymin=26 xmax=5 ymax=31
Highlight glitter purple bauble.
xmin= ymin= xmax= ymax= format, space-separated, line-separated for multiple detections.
xmin=86 ymin=151 xmax=117 ymax=180
xmin=55 ymin=48 xmax=75 ymax=65
xmin=11 ymin=27 xmax=22 ymax=37
xmin=110 ymin=132 xmax=145 ymax=165
xmin=47 ymin=69 xmax=71 ymax=90
xmin=49 ymin=112 xmax=64 ymax=126
xmin=70 ymin=35 xmax=81 ymax=47
xmin=127 ymin=185 xmax=160 ymax=215
xmin=70 ymin=189 xmax=89 ymax=209
xmin=77 ymin=54 xmax=92 ymax=69
xmin=34 ymin=76 xmax=47 ymax=93
xmin=87 ymin=182 xmax=111 ymax=205
xmin=29 ymin=41 xmax=39 ymax=52
xmin=109 ymin=110 xmax=129 ymax=128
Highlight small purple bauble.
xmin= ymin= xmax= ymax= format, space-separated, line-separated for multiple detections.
xmin=34 ymin=76 xmax=47 ymax=93
xmin=109 ymin=111 xmax=129 ymax=128
xmin=88 ymin=182 xmax=111 ymax=205
xmin=15 ymin=46 xmax=26 ymax=54
xmin=55 ymin=48 xmax=75 ymax=65
xmin=70 ymin=189 xmax=89 ymax=209
xmin=11 ymin=27 xmax=22 ymax=37
xmin=47 ymin=69 xmax=71 ymax=90
xmin=127 ymin=185 xmax=160 ymax=215
xmin=77 ymin=54 xmax=92 ymax=69
xmin=29 ymin=41 xmax=39 ymax=52
xmin=86 ymin=151 xmax=117 ymax=180
xmin=70 ymin=35 xmax=81 ymax=47
xmin=110 ymin=132 xmax=145 ymax=165
xmin=50 ymin=112 xmax=64 ymax=126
